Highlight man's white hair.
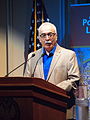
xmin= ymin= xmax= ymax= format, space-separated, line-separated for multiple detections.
xmin=38 ymin=22 xmax=57 ymax=34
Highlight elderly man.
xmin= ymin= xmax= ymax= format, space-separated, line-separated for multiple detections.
xmin=24 ymin=22 xmax=80 ymax=120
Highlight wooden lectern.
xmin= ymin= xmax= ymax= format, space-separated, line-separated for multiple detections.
xmin=0 ymin=77 xmax=69 ymax=120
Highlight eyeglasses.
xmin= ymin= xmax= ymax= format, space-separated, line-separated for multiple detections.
xmin=40 ymin=32 xmax=56 ymax=38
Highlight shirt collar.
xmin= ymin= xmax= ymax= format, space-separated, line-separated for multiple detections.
xmin=43 ymin=45 xmax=56 ymax=56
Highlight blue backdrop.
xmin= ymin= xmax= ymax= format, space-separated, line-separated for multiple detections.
xmin=70 ymin=3 xmax=90 ymax=120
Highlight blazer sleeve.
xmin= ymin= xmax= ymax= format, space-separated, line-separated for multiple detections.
xmin=56 ymin=52 xmax=80 ymax=91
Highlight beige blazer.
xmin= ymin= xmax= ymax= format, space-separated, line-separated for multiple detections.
xmin=24 ymin=44 xmax=80 ymax=91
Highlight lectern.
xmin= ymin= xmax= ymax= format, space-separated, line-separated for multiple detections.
xmin=0 ymin=77 xmax=69 ymax=120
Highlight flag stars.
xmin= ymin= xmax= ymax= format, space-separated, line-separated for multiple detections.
xmin=37 ymin=19 xmax=41 ymax=23
xmin=37 ymin=3 xmax=40 ymax=6
xmin=47 ymin=18 xmax=50 ymax=22
xmin=31 ymin=38 xmax=33 ymax=41
xmin=32 ymin=42 xmax=34 ymax=46
xmin=37 ymin=43 xmax=41 ymax=48
xmin=37 ymin=11 xmax=41 ymax=14
xmin=30 ymin=26 xmax=32 ymax=30
xmin=29 ymin=44 xmax=31 ymax=48
xmin=31 ymin=31 xmax=34 ymax=35
xmin=32 ymin=8 xmax=34 ymax=12
xmin=28 ymin=0 xmax=50 ymax=53
xmin=32 ymin=20 xmax=34 ymax=23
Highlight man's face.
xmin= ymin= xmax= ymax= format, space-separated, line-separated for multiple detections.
xmin=38 ymin=25 xmax=57 ymax=52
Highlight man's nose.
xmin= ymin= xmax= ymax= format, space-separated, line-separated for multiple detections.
xmin=45 ymin=35 xmax=49 ymax=39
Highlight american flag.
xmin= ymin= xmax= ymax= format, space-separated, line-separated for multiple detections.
xmin=28 ymin=0 xmax=50 ymax=53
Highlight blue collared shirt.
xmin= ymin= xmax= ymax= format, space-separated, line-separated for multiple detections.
xmin=43 ymin=46 xmax=56 ymax=80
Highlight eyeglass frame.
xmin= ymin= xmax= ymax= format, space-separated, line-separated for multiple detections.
xmin=40 ymin=32 xmax=56 ymax=38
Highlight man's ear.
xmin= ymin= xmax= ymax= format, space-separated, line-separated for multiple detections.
xmin=55 ymin=34 xmax=58 ymax=41
xmin=38 ymin=36 xmax=42 ymax=42
xmin=39 ymin=39 xmax=41 ymax=43
xmin=37 ymin=36 xmax=39 ymax=39
xmin=37 ymin=36 xmax=41 ymax=42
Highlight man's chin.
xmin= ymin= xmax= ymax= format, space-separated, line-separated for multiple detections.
xmin=44 ymin=45 xmax=53 ymax=51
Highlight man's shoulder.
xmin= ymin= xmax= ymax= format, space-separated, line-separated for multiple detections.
xmin=57 ymin=44 xmax=75 ymax=55
xmin=34 ymin=48 xmax=42 ymax=54
xmin=62 ymin=47 xmax=75 ymax=54
xmin=28 ymin=48 xmax=42 ymax=57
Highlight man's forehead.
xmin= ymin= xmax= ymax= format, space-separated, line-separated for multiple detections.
xmin=39 ymin=26 xmax=55 ymax=34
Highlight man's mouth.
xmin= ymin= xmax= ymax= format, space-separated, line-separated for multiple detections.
xmin=45 ymin=41 xmax=52 ymax=44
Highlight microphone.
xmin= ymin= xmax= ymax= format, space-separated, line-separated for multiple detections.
xmin=5 ymin=53 xmax=35 ymax=77
xmin=31 ymin=53 xmax=45 ymax=77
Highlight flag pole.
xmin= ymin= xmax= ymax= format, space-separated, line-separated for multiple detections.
xmin=34 ymin=0 xmax=37 ymax=51
xmin=42 ymin=0 xmax=44 ymax=23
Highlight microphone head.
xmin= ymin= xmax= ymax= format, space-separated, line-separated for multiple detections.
xmin=49 ymin=53 xmax=53 ymax=57
xmin=41 ymin=53 xmax=45 ymax=57
xmin=32 ymin=53 xmax=35 ymax=57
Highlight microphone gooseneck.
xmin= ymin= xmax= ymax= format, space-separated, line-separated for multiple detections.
xmin=5 ymin=53 xmax=35 ymax=77
xmin=31 ymin=53 xmax=45 ymax=77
